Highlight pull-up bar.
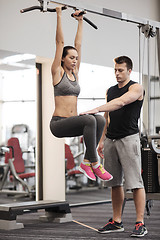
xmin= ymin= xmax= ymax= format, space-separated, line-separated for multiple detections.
xmin=51 ymin=0 xmax=160 ymax=29
xmin=20 ymin=0 xmax=98 ymax=29
xmin=20 ymin=5 xmax=67 ymax=13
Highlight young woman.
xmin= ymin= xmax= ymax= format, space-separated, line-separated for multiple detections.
xmin=50 ymin=6 xmax=112 ymax=182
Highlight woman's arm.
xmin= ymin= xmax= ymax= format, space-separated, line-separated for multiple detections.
xmin=51 ymin=6 xmax=64 ymax=85
xmin=73 ymin=11 xmax=83 ymax=73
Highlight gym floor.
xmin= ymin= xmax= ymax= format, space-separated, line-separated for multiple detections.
xmin=0 ymin=188 xmax=159 ymax=240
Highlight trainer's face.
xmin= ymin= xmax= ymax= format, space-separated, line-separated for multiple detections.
xmin=63 ymin=49 xmax=78 ymax=70
xmin=114 ymin=63 xmax=131 ymax=83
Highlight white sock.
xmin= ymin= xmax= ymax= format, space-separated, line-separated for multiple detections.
xmin=82 ymin=160 xmax=91 ymax=165
xmin=92 ymin=163 xmax=100 ymax=169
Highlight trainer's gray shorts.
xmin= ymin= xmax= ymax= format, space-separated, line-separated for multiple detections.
xmin=104 ymin=133 xmax=144 ymax=190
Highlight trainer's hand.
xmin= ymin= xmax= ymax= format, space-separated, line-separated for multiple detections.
xmin=80 ymin=108 xmax=99 ymax=115
xmin=97 ymin=141 xmax=104 ymax=159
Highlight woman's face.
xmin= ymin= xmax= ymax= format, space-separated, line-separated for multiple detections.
xmin=62 ymin=49 xmax=78 ymax=70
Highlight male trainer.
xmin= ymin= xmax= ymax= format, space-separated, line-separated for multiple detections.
xmin=80 ymin=56 xmax=147 ymax=237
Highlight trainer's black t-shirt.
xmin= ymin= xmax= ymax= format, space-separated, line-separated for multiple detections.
xmin=106 ymin=80 xmax=143 ymax=139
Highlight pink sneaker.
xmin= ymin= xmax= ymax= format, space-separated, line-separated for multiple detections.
xmin=93 ymin=164 xmax=113 ymax=181
xmin=79 ymin=162 xmax=96 ymax=181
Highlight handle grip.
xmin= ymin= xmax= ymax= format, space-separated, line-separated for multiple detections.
xmin=20 ymin=6 xmax=42 ymax=13
xmin=71 ymin=11 xmax=98 ymax=30
xmin=83 ymin=17 xmax=98 ymax=30
xmin=20 ymin=5 xmax=67 ymax=13
xmin=1 ymin=146 xmax=14 ymax=158
xmin=47 ymin=6 xmax=67 ymax=12
xmin=71 ymin=11 xmax=86 ymax=17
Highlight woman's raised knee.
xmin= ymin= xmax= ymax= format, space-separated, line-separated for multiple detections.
xmin=94 ymin=114 xmax=106 ymax=126
xmin=81 ymin=114 xmax=96 ymax=127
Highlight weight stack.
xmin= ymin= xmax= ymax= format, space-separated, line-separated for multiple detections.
xmin=141 ymin=148 xmax=160 ymax=193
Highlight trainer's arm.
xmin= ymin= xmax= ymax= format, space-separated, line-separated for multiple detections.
xmin=80 ymin=83 xmax=143 ymax=115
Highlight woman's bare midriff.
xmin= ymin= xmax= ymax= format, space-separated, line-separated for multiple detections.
xmin=53 ymin=95 xmax=78 ymax=117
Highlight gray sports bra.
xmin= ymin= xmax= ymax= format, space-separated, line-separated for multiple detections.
xmin=54 ymin=72 xmax=80 ymax=97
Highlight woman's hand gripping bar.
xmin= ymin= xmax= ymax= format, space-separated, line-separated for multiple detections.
xmin=71 ymin=11 xmax=98 ymax=29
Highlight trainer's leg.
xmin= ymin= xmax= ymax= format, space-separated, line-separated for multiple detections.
xmin=103 ymin=137 xmax=123 ymax=215
xmin=112 ymin=186 xmax=124 ymax=223
xmin=133 ymin=188 xmax=146 ymax=223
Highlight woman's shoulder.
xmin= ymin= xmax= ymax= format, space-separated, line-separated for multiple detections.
xmin=72 ymin=69 xmax=79 ymax=80
xmin=52 ymin=67 xmax=64 ymax=86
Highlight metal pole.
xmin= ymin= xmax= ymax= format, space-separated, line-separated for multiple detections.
xmin=157 ymin=28 xmax=160 ymax=85
xmin=147 ymin=33 xmax=151 ymax=135
xmin=139 ymin=26 xmax=142 ymax=85
xmin=138 ymin=25 xmax=143 ymax=133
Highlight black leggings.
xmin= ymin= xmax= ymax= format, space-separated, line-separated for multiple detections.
xmin=50 ymin=114 xmax=105 ymax=163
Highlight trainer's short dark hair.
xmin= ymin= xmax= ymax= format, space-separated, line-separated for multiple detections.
xmin=114 ymin=56 xmax=133 ymax=70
